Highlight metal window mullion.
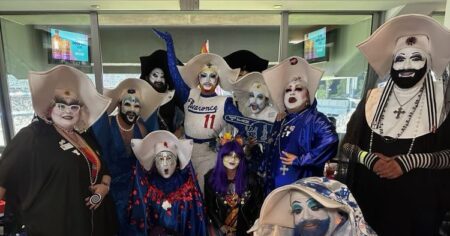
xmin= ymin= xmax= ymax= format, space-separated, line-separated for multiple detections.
xmin=278 ymin=11 xmax=289 ymax=62
xmin=90 ymin=12 xmax=104 ymax=93
xmin=0 ymin=22 xmax=14 ymax=144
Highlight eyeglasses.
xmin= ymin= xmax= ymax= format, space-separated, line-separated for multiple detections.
xmin=55 ymin=103 xmax=81 ymax=113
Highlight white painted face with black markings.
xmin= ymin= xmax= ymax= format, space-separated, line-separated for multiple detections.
xmin=248 ymin=82 xmax=268 ymax=114
xmin=284 ymin=80 xmax=308 ymax=113
xmin=150 ymin=68 xmax=165 ymax=84
xmin=291 ymin=191 xmax=342 ymax=236
xmin=393 ymin=47 xmax=427 ymax=74
xmin=222 ymin=151 xmax=240 ymax=170
xmin=120 ymin=94 xmax=141 ymax=124
xmin=155 ymin=151 xmax=178 ymax=178
xmin=199 ymin=66 xmax=218 ymax=92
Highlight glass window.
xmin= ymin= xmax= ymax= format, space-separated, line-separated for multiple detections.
xmin=0 ymin=113 xmax=4 ymax=146
xmin=431 ymin=12 xmax=444 ymax=24
xmin=288 ymin=13 xmax=373 ymax=133
xmin=98 ymin=13 xmax=281 ymax=90
xmin=0 ymin=14 xmax=92 ymax=135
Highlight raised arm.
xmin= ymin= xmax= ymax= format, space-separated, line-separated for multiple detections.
xmin=153 ymin=29 xmax=190 ymax=104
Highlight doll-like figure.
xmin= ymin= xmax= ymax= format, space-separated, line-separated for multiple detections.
xmin=205 ymin=141 xmax=263 ymax=236
xmin=153 ymin=29 xmax=254 ymax=193
xmin=140 ymin=50 xmax=184 ymax=134
xmin=248 ymin=177 xmax=376 ymax=236
xmin=342 ymin=14 xmax=450 ymax=235
xmin=130 ymin=130 xmax=208 ymax=236
xmin=260 ymin=56 xmax=339 ymax=193
xmin=91 ymin=78 xmax=171 ymax=235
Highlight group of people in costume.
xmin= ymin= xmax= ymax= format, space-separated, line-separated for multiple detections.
xmin=0 ymin=13 xmax=449 ymax=236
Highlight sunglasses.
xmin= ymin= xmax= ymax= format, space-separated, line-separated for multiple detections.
xmin=54 ymin=103 xmax=81 ymax=113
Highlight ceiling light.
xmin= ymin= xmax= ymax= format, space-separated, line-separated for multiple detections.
xmin=289 ymin=40 xmax=304 ymax=44
xmin=90 ymin=5 xmax=100 ymax=9
xmin=273 ymin=5 xmax=282 ymax=9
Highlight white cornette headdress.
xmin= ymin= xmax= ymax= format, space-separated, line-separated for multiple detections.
xmin=177 ymin=53 xmax=239 ymax=91
xmin=28 ymin=65 xmax=111 ymax=132
xmin=104 ymin=78 xmax=174 ymax=120
xmin=231 ymin=72 xmax=272 ymax=112
xmin=131 ymin=130 xmax=193 ymax=171
xmin=263 ymin=56 xmax=324 ymax=112
xmin=358 ymin=14 xmax=450 ymax=131
xmin=248 ymin=177 xmax=377 ymax=236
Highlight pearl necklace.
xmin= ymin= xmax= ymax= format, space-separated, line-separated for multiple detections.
xmin=115 ymin=115 xmax=134 ymax=132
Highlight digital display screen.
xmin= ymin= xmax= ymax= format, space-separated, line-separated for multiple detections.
xmin=50 ymin=28 xmax=89 ymax=63
xmin=304 ymin=27 xmax=327 ymax=63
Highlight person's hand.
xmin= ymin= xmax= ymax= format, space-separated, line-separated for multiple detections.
xmin=85 ymin=183 xmax=109 ymax=210
xmin=372 ymin=153 xmax=391 ymax=173
xmin=276 ymin=112 xmax=286 ymax=121
xmin=280 ymin=151 xmax=298 ymax=165
xmin=376 ymin=159 xmax=404 ymax=179
xmin=235 ymin=135 xmax=244 ymax=146
xmin=152 ymin=28 xmax=172 ymax=42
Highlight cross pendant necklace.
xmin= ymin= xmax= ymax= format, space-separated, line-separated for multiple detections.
xmin=393 ymin=107 xmax=405 ymax=119
xmin=280 ymin=165 xmax=289 ymax=175
xmin=392 ymin=87 xmax=422 ymax=119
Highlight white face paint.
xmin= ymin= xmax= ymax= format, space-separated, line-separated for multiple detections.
xmin=120 ymin=94 xmax=141 ymax=124
xmin=284 ymin=80 xmax=309 ymax=113
xmin=222 ymin=151 xmax=240 ymax=170
xmin=291 ymin=191 xmax=341 ymax=236
xmin=198 ymin=66 xmax=218 ymax=92
xmin=149 ymin=67 xmax=165 ymax=84
xmin=51 ymin=95 xmax=81 ymax=130
xmin=248 ymin=83 xmax=268 ymax=114
xmin=392 ymin=47 xmax=427 ymax=76
xmin=155 ymin=151 xmax=178 ymax=178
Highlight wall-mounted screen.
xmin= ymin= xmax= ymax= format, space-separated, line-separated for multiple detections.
xmin=304 ymin=27 xmax=327 ymax=63
xmin=49 ymin=28 xmax=89 ymax=65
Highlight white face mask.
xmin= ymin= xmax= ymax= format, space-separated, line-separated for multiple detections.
xmin=198 ymin=66 xmax=218 ymax=92
xmin=148 ymin=68 xmax=167 ymax=92
xmin=291 ymin=191 xmax=341 ymax=236
xmin=248 ymin=83 xmax=268 ymax=114
xmin=51 ymin=96 xmax=81 ymax=130
xmin=222 ymin=151 xmax=240 ymax=170
xmin=149 ymin=67 xmax=165 ymax=84
xmin=155 ymin=151 xmax=178 ymax=178
xmin=120 ymin=94 xmax=141 ymax=125
xmin=284 ymin=80 xmax=309 ymax=113
xmin=393 ymin=47 xmax=427 ymax=72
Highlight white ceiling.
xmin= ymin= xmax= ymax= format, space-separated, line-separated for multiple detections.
xmin=0 ymin=0 xmax=444 ymax=27
xmin=0 ymin=0 xmax=446 ymax=12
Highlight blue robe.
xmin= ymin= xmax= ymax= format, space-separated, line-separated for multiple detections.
xmin=262 ymin=101 xmax=338 ymax=193
xmin=129 ymin=163 xmax=208 ymax=236
xmin=92 ymin=113 xmax=147 ymax=235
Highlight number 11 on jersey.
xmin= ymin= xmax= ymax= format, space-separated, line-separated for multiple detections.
xmin=204 ymin=114 xmax=216 ymax=129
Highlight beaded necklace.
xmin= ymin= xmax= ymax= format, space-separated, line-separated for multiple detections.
xmin=115 ymin=114 xmax=135 ymax=132
xmin=369 ymin=85 xmax=425 ymax=154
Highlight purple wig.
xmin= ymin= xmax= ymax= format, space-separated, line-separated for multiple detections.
xmin=209 ymin=141 xmax=247 ymax=195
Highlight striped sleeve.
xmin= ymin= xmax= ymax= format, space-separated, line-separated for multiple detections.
xmin=355 ymin=151 xmax=380 ymax=170
xmin=342 ymin=143 xmax=380 ymax=170
xmin=395 ymin=149 xmax=450 ymax=173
